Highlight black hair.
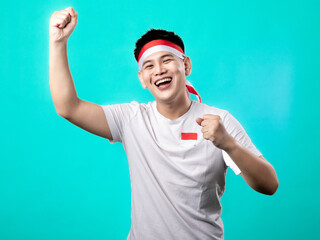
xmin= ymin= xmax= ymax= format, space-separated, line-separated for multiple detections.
xmin=134 ymin=29 xmax=185 ymax=61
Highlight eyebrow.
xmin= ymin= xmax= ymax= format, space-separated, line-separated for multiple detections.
xmin=142 ymin=54 xmax=174 ymax=67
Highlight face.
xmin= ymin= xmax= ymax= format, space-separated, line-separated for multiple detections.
xmin=138 ymin=51 xmax=192 ymax=103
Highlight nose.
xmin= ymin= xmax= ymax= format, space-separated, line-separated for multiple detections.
xmin=154 ymin=62 xmax=166 ymax=76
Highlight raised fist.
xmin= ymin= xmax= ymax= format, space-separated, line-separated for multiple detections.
xmin=49 ymin=7 xmax=78 ymax=43
xmin=196 ymin=114 xmax=235 ymax=151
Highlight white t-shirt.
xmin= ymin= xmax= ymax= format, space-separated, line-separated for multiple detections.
xmin=101 ymin=100 xmax=262 ymax=240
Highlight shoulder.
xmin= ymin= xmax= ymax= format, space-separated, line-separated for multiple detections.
xmin=116 ymin=101 xmax=155 ymax=118
xmin=127 ymin=100 xmax=154 ymax=112
xmin=100 ymin=100 xmax=154 ymax=123
xmin=105 ymin=100 xmax=152 ymax=110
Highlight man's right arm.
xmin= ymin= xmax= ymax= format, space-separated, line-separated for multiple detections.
xmin=49 ymin=7 xmax=112 ymax=140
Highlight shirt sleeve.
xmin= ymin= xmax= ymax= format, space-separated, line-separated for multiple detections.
xmin=100 ymin=101 xmax=139 ymax=143
xmin=222 ymin=111 xmax=262 ymax=175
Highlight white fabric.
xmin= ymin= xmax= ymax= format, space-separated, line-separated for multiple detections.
xmin=138 ymin=45 xmax=185 ymax=70
xmin=222 ymin=150 xmax=241 ymax=175
xmin=101 ymin=100 xmax=262 ymax=240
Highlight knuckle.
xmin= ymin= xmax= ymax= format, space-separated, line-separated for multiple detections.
xmin=60 ymin=14 xmax=68 ymax=20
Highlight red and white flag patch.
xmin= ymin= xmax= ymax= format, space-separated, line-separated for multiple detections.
xmin=181 ymin=133 xmax=197 ymax=140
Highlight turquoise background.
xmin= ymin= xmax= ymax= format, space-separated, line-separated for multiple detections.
xmin=1 ymin=0 xmax=319 ymax=239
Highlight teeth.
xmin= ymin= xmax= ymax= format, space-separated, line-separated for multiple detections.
xmin=155 ymin=78 xmax=172 ymax=86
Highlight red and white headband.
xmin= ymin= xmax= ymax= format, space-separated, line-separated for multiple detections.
xmin=137 ymin=39 xmax=201 ymax=102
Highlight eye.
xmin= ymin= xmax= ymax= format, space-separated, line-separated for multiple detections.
xmin=145 ymin=64 xmax=153 ymax=69
xmin=164 ymin=58 xmax=172 ymax=63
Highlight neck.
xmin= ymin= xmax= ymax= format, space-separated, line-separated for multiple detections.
xmin=156 ymin=93 xmax=192 ymax=120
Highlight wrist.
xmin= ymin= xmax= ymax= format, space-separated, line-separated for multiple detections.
xmin=49 ymin=39 xmax=68 ymax=49
xmin=222 ymin=135 xmax=238 ymax=153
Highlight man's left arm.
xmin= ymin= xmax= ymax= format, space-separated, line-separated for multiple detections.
xmin=196 ymin=114 xmax=279 ymax=195
xmin=227 ymin=143 xmax=279 ymax=195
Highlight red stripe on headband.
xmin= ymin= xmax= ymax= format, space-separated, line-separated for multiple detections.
xmin=137 ymin=39 xmax=184 ymax=62
xmin=186 ymin=85 xmax=202 ymax=102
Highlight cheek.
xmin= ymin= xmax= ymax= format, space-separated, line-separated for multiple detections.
xmin=174 ymin=62 xmax=185 ymax=74
xmin=173 ymin=64 xmax=186 ymax=79
xmin=142 ymin=72 xmax=152 ymax=83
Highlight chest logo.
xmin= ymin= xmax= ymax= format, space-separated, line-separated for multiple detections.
xmin=181 ymin=132 xmax=197 ymax=140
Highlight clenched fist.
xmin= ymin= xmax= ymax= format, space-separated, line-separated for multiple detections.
xmin=196 ymin=114 xmax=235 ymax=151
xmin=49 ymin=7 xmax=78 ymax=44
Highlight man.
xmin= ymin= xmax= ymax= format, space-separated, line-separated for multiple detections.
xmin=49 ymin=7 xmax=279 ymax=240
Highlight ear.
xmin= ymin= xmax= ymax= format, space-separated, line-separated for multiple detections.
xmin=184 ymin=56 xmax=192 ymax=76
xmin=138 ymin=71 xmax=147 ymax=89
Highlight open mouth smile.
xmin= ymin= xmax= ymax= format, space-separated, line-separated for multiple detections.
xmin=154 ymin=77 xmax=172 ymax=89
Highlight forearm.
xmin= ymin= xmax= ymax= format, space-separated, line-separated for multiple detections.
xmin=49 ymin=41 xmax=79 ymax=117
xmin=225 ymin=138 xmax=279 ymax=195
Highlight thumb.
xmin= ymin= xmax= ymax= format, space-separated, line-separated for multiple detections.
xmin=196 ymin=117 xmax=203 ymax=126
